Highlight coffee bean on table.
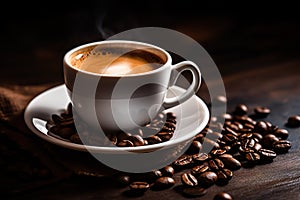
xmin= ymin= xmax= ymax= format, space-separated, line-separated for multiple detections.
xmin=286 ymin=115 xmax=300 ymax=127
xmin=173 ymin=155 xmax=193 ymax=170
xmin=258 ymin=149 xmax=277 ymax=163
xmin=261 ymin=134 xmax=279 ymax=149
xmin=152 ymin=177 xmax=175 ymax=190
xmin=191 ymin=164 xmax=210 ymax=177
xmin=254 ymin=106 xmax=271 ymax=118
xmin=160 ymin=165 xmax=175 ymax=177
xmin=181 ymin=173 xmax=198 ymax=187
xmin=192 ymin=153 xmax=209 ymax=163
xmin=273 ymin=140 xmax=292 ymax=154
xmin=197 ymin=171 xmax=218 ymax=187
xmin=273 ymin=128 xmax=289 ymax=139
xmin=213 ymin=192 xmax=233 ymax=200
xmin=219 ymin=155 xmax=241 ymax=171
xmin=129 ymin=181 xmax=150 ymax=193
xmin=233 ymin=104 xmax=248 ymax=116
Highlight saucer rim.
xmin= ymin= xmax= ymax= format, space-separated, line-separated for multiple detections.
xmin=24 ymin=84 xmax=210 ymax=154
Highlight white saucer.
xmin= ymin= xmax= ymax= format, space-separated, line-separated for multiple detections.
xmin=24 ymin=84 xmax=209 ymax=154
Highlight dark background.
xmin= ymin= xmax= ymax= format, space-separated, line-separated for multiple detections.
xmin=1 ymin=0 xmax=299 ymax=85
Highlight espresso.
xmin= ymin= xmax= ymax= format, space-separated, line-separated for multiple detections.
xmin=71 ymin=47 xmax=165 ymax=75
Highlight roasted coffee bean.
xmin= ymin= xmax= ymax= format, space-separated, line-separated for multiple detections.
xmin=286 ymin=115 xmax=300 ymax=127
xmin=210 ymin=149 xmax=227 ymax=157
xmin=208 ymin=158 xmax=224 ymax=171
xmin=198 ymin=171 xmax=218 ymax=187
xmin=254 ymin=106 xmax=271 ymax=118
xmin=262 ymin=134 xmax=279 ymax=149
xmin=222 ymin=168 xmax=233 ymax=180
xmin=216 ymin=170 xmax=229 ymax=186
xmin=233 ymin=104 xmax=248 ymax=116
xmin=152 ymin=177 xmax=175 ymax=190
xmin=117 ymin=140 xmax=134 ymax=147
xmin=193 ymin=133 xmax=205 ymax=143
xmin=181 ymin=187 xmax=207 ymax=197
xmin=128 ymin=135 xmax=145 ymax=146
xmin=186 ymin=141 xmax=202 ymax=154
xmin=253 ymin=143 xmax=262 ymax=152
xmin=156 ymin=131 xmax=173 ymax=141
xmin=166 ymin=112 xmax=176 ymax=120
xmin=244 ymin=152 xmax=260 ymax=163
xmin=273 ymin=140 xmax=292 ymax=154
xmin=241 ymin=138 xmax=256 ymax=149
xmin=181 ymin=173 xmax=198 ymax=187
xmin=273 ymin=128 xmax=289 ymax=139
xmin=258 ymin=148 xmax=277 ymax=162
xmin=191 ymin=164 xmax=210 ymax=176
xmin=239 ymin=146 xmax=255 ymax=155
xmin=129 ymin=181 xmax=150 ymax=193
xmin=192 ymin=153 xmax=209 ymax=163
xmin=254 ymin=121 xmax=268 ymax=134
xmin=222 ymin=133 xmax=238 ymax=144
xmin=173 ymin=155 xmax=193 ymax=170
xmin=219 ymin=155 xmax=241 ymax=170
xmin=252 ymin=132 xmax=263 ymax=141
xmin=214 ymin=192 xmax=233 ymax=200
xmin=145 ymin=135 xmax=162 ymax=145
xmin=160 ymin=166 xmax=174 ymax=177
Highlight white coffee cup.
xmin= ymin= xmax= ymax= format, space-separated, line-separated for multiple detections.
xmin=63 ymin=40 xmax=201 ymax=132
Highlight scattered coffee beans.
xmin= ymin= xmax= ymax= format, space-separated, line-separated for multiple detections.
xmin=47 ymin=102 xmax=295 ymax=199
xmin=286 ymin=115 xmax=300 ymax=127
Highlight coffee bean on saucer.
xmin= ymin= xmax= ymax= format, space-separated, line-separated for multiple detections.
xmin=145 ymin=135 xmax=162 ymax=145
xmin=254 ymin=106 xmax=271 ymax=118
xmin=286 ymin=115 xmax=300 ymax=127
xmin=213 ymin=192 xmax=233 ymax=200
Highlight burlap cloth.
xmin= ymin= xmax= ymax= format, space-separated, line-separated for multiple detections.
xmin=0 ymin=83 xmax=116 ymax=197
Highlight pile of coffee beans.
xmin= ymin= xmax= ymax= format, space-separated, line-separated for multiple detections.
xmin=46 ymin=103 xmax=176 ymax=147
xmin=111 ymin=102 xmax=294 ymax=199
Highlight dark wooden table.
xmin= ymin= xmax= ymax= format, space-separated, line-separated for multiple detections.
xmin=1 ymin=2 xmax=300 ymax=200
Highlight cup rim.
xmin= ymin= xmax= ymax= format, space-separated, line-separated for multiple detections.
xmin=64 ymin=40 xmax=172 ymax=77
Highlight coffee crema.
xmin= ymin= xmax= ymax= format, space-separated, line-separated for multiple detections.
xmin=70 ymin=47 xmax=165 ymax=75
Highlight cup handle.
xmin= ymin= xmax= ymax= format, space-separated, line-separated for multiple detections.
xmin=163 ymin=61 xmax=201 ymax=109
